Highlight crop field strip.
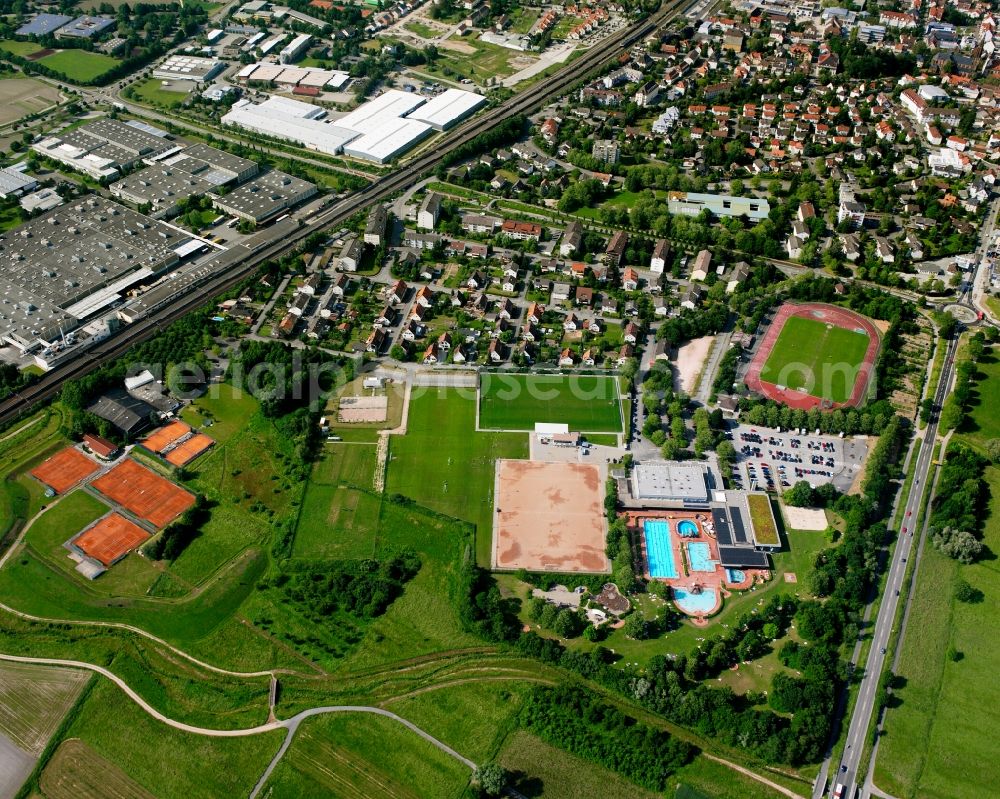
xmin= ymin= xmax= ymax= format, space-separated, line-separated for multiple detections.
xmin=0 ymin=662 xmax=90 ymax=756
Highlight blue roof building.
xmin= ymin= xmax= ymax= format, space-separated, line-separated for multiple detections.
xmin=15 ymin=13 xmax=73 ymax=36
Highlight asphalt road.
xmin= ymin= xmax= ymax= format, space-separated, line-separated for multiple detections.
xmin=829 ymin=332 xmax=959 ymax=798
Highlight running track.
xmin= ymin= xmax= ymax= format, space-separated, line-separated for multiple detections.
xmin=744 ymin=303 xmax=881 ymax=411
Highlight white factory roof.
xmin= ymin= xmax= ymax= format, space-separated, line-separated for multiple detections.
xmin=238 ymin=62 xmax=349 ymax=88
xmin=236 ymin=63 xmax=258 ymax=79
xmin=222 ymin=99 xmax=358 ymax=154
xmin=259 ymin=35 xmax=284 ymax=54
xmin=338 ymin=89 xmax=425 ymax=134
xmin=406 ymin=88 xmax=486 ymax=130
xmin=257 ymin=95 xmax=327 ymax=119
xmin=342 ymin=117 xmax=432 ymax=164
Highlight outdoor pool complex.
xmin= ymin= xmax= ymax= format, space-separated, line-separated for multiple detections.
xmin=643 ymin=519 xmax=678 ymax=579
xmin=678 ymin=519 xmax=698 ymax=536
xmin=674 ymin=587 xmax=717 ymax=615
xmin=687 ymin=541 xmax=715 ymax=572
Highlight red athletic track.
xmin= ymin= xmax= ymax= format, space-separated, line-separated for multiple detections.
xmin=744 ymin=302 xmax=881 ymax=411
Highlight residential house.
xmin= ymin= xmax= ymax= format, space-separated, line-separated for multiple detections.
xmin=726 ymin=261 xmax=750 ymax=293
xmin=681 ymin=284 xmax=704 ymax=310
xmin=650 ymin=239 xmax=669 ymax=273
xmin=690 ymin=249 xmax=711 ymax=281
xmin=552 ymin=282 xmax=572 ymax=302
xmin=560 ymin=221 xmax=583 ymax=256
xmin=559 ymin=348 xmax=576 ymax=367
xmin=623 ymin=321 xmax=641 ymax=344
xmin=604 ymin=230 xmax=628 ymax=266
xmin=622 ymin=267 xmax=639 ymax=291
xmin=364 ymin=205 xmax=387 ymax=246
xmin=417 ymin=192 xmax=441 ymax=231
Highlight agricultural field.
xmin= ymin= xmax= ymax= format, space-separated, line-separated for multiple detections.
xmin=40 ymin=739 xmax=157 ymax=799
xmin=0 ymin=76 xmax=62 ymax=125
xmin=0 ymin=662 xmax=89 ymax=755
xmin=261 ymin=712 xmax=472 ymax=798
xmin=479 ymin=373 xmax=623 ymax=432
xmin=388 ymin=387 xmax=527 ymax=565
xmin=758 ymin=315 xmax=870 ymax=404
xmin=37 ymin=678 xmax=283 ymax=799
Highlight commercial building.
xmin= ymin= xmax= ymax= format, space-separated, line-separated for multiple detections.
xmin=152 ymin=55 xmax=225 ymax=83
xmin=56 ymin=15 xmax=115 ymax=39
xmin=342 ymin=117 xmax=432 ymax=164
xmin=630 ymin=463 xmax=709 ymax=504
xmin=15 ymin=13 xmax=73 ymax=36
xmin=0 ymin=165 xmax=38 ymax=198
xmin=667 ymin=191 xmax=770 ymax=220
xmin=0 ymin=197 xmax=194 ymax=351
xmin=222 ymin=96 xmax=360 ymax=156
xmin=110 ymin=140 xmax=259 ymax=216
xmin=279 ymin=33 xmax=311 ymax=63
xmin=406 ymin=88 xmax=487 ymax=131
xmin=32 ymin=118 xmax=179 ymax=181
xmin=211 ymin=169 xmax=316 ymax=224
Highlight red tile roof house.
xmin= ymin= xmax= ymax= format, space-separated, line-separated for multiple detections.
xmin=84 ymin=434 xmax=118 ymax=459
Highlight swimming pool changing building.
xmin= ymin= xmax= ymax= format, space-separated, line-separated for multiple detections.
xmin=623 ymin=461 xmax=777 ymax=570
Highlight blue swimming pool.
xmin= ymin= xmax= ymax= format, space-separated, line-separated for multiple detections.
xmin=677 ymin=519 xmax=699 ymax=537
xmin=726 ymin=568 xmax=746 ymax=584
xmin=674 ymin=587 xmax=718 ymax=615
xmin=644 ymin=519 xmax=678 ymax=579
xmin=687 ymin=541 xmax=714 ymax=572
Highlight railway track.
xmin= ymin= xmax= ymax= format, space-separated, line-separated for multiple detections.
xmin=0 ymin=0 xmax=695 ymax=426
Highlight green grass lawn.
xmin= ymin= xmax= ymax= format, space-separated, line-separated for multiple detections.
xmin=498 ymin=730 xmax=786 ymax=799
xmin=956 ymin=348 xmax=1000 ymax=449
xmin=49 ymin=677 xmax=283 ymax=799
xmin=261 ymin=712 xmax=472 ymax=798
xmin=388 ymin=387 xmax=527 ymax=565
xmin=0 ymin=39 xmax=43 ymax=57
xmin=759 ymin=314 xmax=871 ymax=403
xmin=293 ymin=484 xmax=381 ymax=560
xmin=479 ymin=373 xmax=623 ymax=432
xmin=37 ymin=50 xmax=121 ymax=83
xmin=131 ymin=76 xmax=189 ymax=108
xmin=403 ymin=19 xmax=439 ymax=38
xmin=875 ymin=464 xmax=1000 ymax=798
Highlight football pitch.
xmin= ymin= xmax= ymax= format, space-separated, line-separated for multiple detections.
xmin=758 ymin=315 xmax=870 ymax=404
xmin=479 ymin=374 xmax=623 ymax=432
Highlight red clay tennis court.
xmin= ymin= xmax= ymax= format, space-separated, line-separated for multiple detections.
xmin=91 ymin=459 xmax=195 ymax=528
xmin=164 ymin=433 xmax=215 ymax=466
xmin=141 ymin=420 xmax=191 ymax=453
xmin=73 ymin=512 xmax=150 ymax=566
xmin=30 ymin=448 xmax=99 ymax=494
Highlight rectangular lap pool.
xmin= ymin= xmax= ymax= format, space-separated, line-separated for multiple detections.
xmin=643 ymin=519 xmax=678 ymax=579
xmin=687 ymin=541 xmax=715 ymax=572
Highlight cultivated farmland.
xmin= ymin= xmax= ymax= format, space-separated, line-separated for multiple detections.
xmin=0 ymin=662 xmax=90 ymax=755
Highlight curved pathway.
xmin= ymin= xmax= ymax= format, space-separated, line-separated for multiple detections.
xmin=0 ymin=651 xmax=478 ymax=799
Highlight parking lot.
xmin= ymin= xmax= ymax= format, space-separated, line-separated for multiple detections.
xmin=729 ymin=424 xmax=869 ymax=495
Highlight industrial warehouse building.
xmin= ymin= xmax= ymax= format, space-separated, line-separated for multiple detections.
xmin=221 ymin=87 xmax=486 ymax=163
xmin=0 ymin=197 xmax=198 ymax=352
xmin=32 ymin=118 xmax=179 ymax=181
xmin=110 ymin=143 xmax=259 ymax=218
xmin=152 ymin=55 xmax=225 ymax=83
xmin=211 ymin=169 xmax=317 ymax=224
xmin=235 ymin=62 xmax=350 ymax=89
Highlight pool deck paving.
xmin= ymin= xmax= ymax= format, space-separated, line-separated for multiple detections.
xmin=625 ymin=509 xmax=769 ymax=619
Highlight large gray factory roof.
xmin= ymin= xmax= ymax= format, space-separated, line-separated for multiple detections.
xmin=212 ymin=169 xmax=316 ymax=223
xmin=630 ymin=462 xmax=709 ymax=502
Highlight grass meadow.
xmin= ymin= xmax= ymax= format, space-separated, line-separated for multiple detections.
xmin=388 ymin=387 xmax=527 ymax=565
xmin=261 ymin=712 xmax=472 ymax=798
xmin=479 ymin=373 xmax=623 ymax=432
xmin=759 ymin=315 xmax=870 ymax=403
xmin=876 ymin=359 xmax=1000 ymax=799
xmin=37 ymin=50 xmax=120 ymax=83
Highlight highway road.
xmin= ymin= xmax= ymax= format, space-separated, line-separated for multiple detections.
xmin=0 ymin=0 xmax=697 ymax=427
xmin=828 ymin=331 xmax=960 ymax=799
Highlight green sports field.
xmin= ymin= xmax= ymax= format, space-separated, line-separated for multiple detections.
xmin=759 ymin=315 xmax=870 ymax=403
xmin=479 ymin=374 xmax=623 ymax=432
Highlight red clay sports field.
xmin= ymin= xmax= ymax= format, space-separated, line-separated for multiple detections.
xmin=744 ymin=303 xmax=881 ymax=411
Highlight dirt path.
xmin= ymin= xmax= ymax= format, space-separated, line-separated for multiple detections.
xmin=703 ymin=754 xmax=807 ymax=799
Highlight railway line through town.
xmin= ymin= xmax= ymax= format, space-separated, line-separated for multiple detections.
xmin=0 ymin=0 xmax=696 ymax=428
